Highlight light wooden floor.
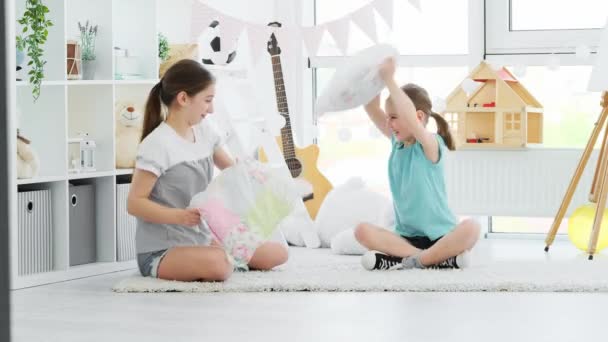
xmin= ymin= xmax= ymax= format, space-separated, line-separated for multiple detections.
xmin=11 ymin=239 xmax=608 ymax=342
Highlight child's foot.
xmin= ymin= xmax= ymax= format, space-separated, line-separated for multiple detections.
xmin=361 ymin=251 xmax=404 ymax=270
xmin=426 ymin=250 xmax=471 ymax=269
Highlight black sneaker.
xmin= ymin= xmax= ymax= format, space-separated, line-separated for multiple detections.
xmin=361 ymin=251 xmax=404 ymax=270
xmin=427 ymin=251 xmax=471 ymax=269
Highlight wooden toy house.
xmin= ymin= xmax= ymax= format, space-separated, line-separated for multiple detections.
xmin=442 ymin=61 xmax=543 ymax=149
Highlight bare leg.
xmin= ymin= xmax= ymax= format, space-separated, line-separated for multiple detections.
xmin=354 ymin=222 xmax=421 ymax=257
xmin=157 ymin=246 xmax=233 ymax=282
xmin=418 ymin=218 xmax=481 ymax=266
xmin=248 ymin=242 xmax=289 ymax=270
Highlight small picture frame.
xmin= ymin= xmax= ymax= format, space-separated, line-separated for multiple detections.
xmin=67 ymin=40 xmax=82 ymax=80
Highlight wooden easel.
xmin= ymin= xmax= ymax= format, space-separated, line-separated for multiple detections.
xmin=545 ymin=92 xmax=608 ymax=259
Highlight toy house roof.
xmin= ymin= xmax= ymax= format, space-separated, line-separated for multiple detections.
xmin=444 ymin=61 xmax=542 ymax=109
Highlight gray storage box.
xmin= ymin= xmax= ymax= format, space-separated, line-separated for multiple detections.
xmin=18 ymin=189 xmax=53 ymax=275
xmin=116 ymin=183 xmax=136 ymax=261
xmin=69 ymin=184 xmax=97 ymax=266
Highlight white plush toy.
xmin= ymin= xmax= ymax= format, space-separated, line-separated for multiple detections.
xmin=277 ymin=199 xmax=321 ymax=249
xmin=115 ymin=102 xmax=143 ymax=169
xmin=17 ymin=130 xmax=40 ymax=179
xmin=315 ymin=177 xmax=394 ymax=251
xmin=315 ymin=44 xmax=398 ymax=115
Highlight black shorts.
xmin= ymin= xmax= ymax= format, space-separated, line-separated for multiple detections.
xmin=401 ymin=235 xmax=443 ymax=249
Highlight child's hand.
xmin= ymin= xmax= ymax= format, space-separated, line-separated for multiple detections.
xmin=176 ymin=208 xmax=201 ymax=227
xmin=378 ymin=57 xmax=396 ymax=82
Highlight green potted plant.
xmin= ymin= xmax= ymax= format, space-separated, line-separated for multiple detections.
xmin=158 ymin=32 xmax=169 ymax=77
xmin=78 ymin=21 xmax=98 ymax=80
xmin=16 ymin=0 xmax=53 ymax=101
xmin=158 ymin=33 xmax=169 ymax=63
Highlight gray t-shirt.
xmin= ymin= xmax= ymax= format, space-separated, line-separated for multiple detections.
xmin=134 ymin=120 xmax=223 ymax=254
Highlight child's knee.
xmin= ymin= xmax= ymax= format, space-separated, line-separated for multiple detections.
xmin=462 ymin=219 xmax=481 ymax=244
xmin=272 ymin=245 xmax=289 ymax=267
xmin=354 ymin=223 xmax=370 ymax=243
xmin=207 ymin=249 xmax=233 ymax=281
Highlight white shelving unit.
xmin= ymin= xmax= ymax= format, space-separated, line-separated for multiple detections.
xmin=11 ymin=0 xmax=160 ymax=289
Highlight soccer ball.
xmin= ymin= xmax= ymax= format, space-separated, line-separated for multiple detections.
xmin=200 ymin=20 xmax=237 ymax=66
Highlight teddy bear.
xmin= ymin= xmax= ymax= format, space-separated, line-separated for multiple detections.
xmin=115 ymin=101 xmax=143 ymax=169
xmin=17 ymin=129 xmax=40 ymax=179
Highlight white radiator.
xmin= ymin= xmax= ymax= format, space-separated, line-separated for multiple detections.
xmin=116 ymin=184 xmax=136 ymax=261
xmin=18 ymin=189 xmax=53 ymax=275
xmin=444 ymin=149 xmax=599 ymax=217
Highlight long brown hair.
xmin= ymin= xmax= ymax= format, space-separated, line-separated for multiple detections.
xmin=399 ymin=83 xmax=455 ymax=150
xmin=141 ymin=59 xmax=215 ymax=141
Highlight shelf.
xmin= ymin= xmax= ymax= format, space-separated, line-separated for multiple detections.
xmin=16 ymin=85 xmax=67 ymax=178
xmin=68 ymin=170 xmax=116 ymax=180
xmin=114 ymin=79 xmax=159 ymax=85
xmin=16 ymin=79 xmax=160 ymax=86
xmin=17 ymin=169 xmax=136 ymax=185
xmin=68 ymin=85 xmax=114 ymax=172
xmin=66 ymin=80 xmax=115 ymax=85
xmin=17 ymin=176 xmax=66 ymax=185
xmin=11 ymin=0 xmax=161 ymax=290
xmin=16 ymin=80 xmax=67 ymax=87
xmin=115 ymin=169 xmax=134 ymax=175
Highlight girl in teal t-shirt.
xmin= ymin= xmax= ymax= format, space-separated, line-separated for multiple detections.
xmin=355 ymin=57 xmax=480 ymax=270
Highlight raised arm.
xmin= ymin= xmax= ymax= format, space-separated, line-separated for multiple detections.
xmin=379 ymin=58 xmax=439 ymax=163
xmin=364 ymin=95 xmax=391 ymax=138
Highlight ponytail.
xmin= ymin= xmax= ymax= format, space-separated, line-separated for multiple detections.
xmin=141 ymin=82 xmax=164 ymax=142
xmin=431 ymin=112 xmax=455 ymax=151
xmin=399 ymin=83 xmax=455 ymax=151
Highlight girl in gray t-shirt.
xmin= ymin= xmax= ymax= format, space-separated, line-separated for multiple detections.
xmin=128 ymin=60 xmax=288 ymax=281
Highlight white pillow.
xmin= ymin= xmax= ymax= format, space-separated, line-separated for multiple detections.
xmin=315 ymin=44 xmax=398 ymax=115
xmin=315 ymin=177 xmax=394 ymax=248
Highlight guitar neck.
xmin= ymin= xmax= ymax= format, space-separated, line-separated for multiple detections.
xmin=271 ymin=54 xmax=296 ymax=159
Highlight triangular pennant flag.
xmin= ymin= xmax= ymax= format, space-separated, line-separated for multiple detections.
xmin=351 ymin=4 xmax=378 ymax=43
xmin=190 ymin=0 xmax=217 ymax=42
xmin=326 ymin=17 xmax=350 ymax=55
xmin=275 ymin=25 xmax=302 ymax=55
xmin=373 ymin=0 xmax=394 ymax=29
xmin=302 ymin=25 xmax=325 ymax=57
xmin=246 ymin=24 xmax=270 ymax=66
xmin=217 ymin=13 xmax=244 ymax=53
xmin=408 ymin=0 xmax=422 ymax=12
xmin=588 ymin=19 xmax=608 ymax=91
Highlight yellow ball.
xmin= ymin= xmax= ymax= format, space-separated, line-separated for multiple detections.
xmin=568 ymin=203 xmax=608 ymax=252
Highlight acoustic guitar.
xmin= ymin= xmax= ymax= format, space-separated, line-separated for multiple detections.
xmin=258 ymin=23 xmax=332 ymax=219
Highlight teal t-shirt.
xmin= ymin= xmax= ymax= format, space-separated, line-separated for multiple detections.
xmin=388 ymin=134 xmax=457 ymax=240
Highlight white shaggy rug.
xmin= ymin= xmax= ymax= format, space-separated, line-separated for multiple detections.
xmin=112 ymin=247 xmax=608 ymax=293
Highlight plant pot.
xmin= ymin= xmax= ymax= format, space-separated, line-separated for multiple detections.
xmin=82 ymin=59 xmax=96 ymax=80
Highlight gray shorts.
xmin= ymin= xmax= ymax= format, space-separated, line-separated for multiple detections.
xmin=137 ymin=249 xmax=169 ymax=278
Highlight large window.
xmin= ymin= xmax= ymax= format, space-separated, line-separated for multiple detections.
xmin=486 ymin=0 xmax=606 ymax=54
xmin=311 ymin=0 xmax=606 ymax=236
xmin=511 ymin=0 xmax=608 ymax=31
xmin=502 ymin=65 xmax=602 ymax=148
xmin=316 ymin=0 xmax=469 ymax=56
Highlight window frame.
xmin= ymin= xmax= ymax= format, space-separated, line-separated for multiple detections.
xmin=485 ymin=0 xmax=604 ymax=55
